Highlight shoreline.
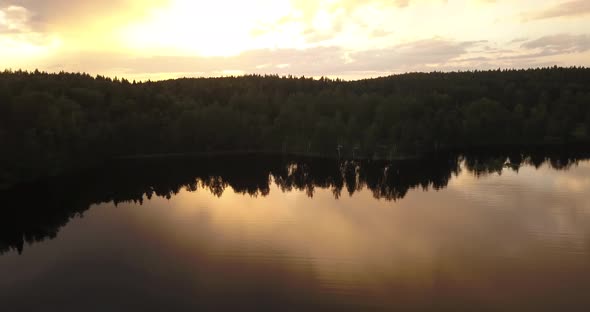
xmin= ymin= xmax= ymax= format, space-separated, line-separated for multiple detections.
xmin=3 ymin=144 xmax=589 ymax=191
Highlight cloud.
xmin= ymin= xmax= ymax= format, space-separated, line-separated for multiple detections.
xmin=332 ymin=0 xmax=411 ymax=10
xmin=523 ymin=0 xmax=590 ymax=21
xmin=0 ymin=0 xmax=168 ymax=30
xmin=38 ymin=37 xmax=489 ymax=78
xmin=0 ymin=5 xmax=32 ymax=34
xmin=521 ymin=34 xmax=590 ymax=56
xmin=25 ymin=33 xmax=590 ymax=80
xmin=445 ymin=33 xmax=590 ymax=70
xmin=0 ymin=5 xmax=56 ymax=52
xmin=267 ymin=0 xmax=417 ymax=44
xmin=40 ymin=46 xmax=346 ymax=78
xmin=347 ymin=38 xmax=487 ymax=72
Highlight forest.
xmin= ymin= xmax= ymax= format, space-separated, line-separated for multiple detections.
xmin=1 ymin=67 xmax=590 ymax=186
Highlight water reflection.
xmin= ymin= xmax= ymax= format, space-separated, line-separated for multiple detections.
xmin=1 ymin=151 xmax=590 ymax=311
xmin=1 ymin=151 xmax=588 ymax=256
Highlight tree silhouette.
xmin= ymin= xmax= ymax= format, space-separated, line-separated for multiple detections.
xmin=1 ymin=67 xmax=590 ymax=186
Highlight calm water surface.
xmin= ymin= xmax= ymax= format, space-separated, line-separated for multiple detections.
xmin=1 ymin=154 xmax=589 ymax=311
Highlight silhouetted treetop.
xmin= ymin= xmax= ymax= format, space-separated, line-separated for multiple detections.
xmin=1 ymin=67 xmax=590 ymax=186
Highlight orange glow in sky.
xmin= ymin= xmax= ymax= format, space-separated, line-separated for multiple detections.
xmin=1 ymin=0 xmax=589 ymax=80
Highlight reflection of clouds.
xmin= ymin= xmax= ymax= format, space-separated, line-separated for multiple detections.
xmin=164 ymin=184 xmax=443 ymax=288
xmin=554 ymin=175 xmax=590 ymax=193
xmin=1 ymin=159 xmax=590 ymax=309
xmin=449 ymin=161 xmax=590 ymax=253
xmin=142 ymin=160 xmax=590 ymax=291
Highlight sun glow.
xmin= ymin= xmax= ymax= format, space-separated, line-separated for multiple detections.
xmin=3 ymin=0 xmax=590 ymax=79
xmin=120 ymin=0 xmax=294 ymax=57
xmin=0 ymin=36 xmax=62 ymax=65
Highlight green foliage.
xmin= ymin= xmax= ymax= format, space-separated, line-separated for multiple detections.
xmin=1 ymin=67 xmax=590 ymax=185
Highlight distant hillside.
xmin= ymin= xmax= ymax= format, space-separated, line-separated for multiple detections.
xmin=1 ymin=67 xmax=590 ymax=186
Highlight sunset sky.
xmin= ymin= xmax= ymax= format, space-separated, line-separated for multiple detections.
xmin=1 ymin=0 xmax=589 ymax=80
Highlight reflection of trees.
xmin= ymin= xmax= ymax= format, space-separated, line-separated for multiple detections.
xmin=1 ymin=151 xmax=588 ymax=255
xmin=462 ymin=149 xmax=588 ymax=176
xmin=270 ymin=156 xmax=461 ymax=201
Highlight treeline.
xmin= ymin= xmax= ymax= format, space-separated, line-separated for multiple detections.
xmin=1 ymin=67 xmax=590 ymax=185
xmin=2 ymin=151 xmax=587 ymax=255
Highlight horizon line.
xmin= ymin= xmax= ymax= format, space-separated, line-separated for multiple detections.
xmin=2 ymin=65 xmax=589 ymax=83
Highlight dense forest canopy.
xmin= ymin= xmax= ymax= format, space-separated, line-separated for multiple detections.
xmin=1 ymin=67 xmax=590 ymax=186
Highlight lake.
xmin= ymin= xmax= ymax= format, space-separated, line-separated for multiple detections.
xmin=1 ymin=152 xmax=590 ymax=311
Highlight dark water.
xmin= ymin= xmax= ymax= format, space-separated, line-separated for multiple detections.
xmin=1 ymin=152 xmax=590 ymax=311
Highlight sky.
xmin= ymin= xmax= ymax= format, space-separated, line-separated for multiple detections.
xmin=0 ymin=0 xmax=589 ymax=80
